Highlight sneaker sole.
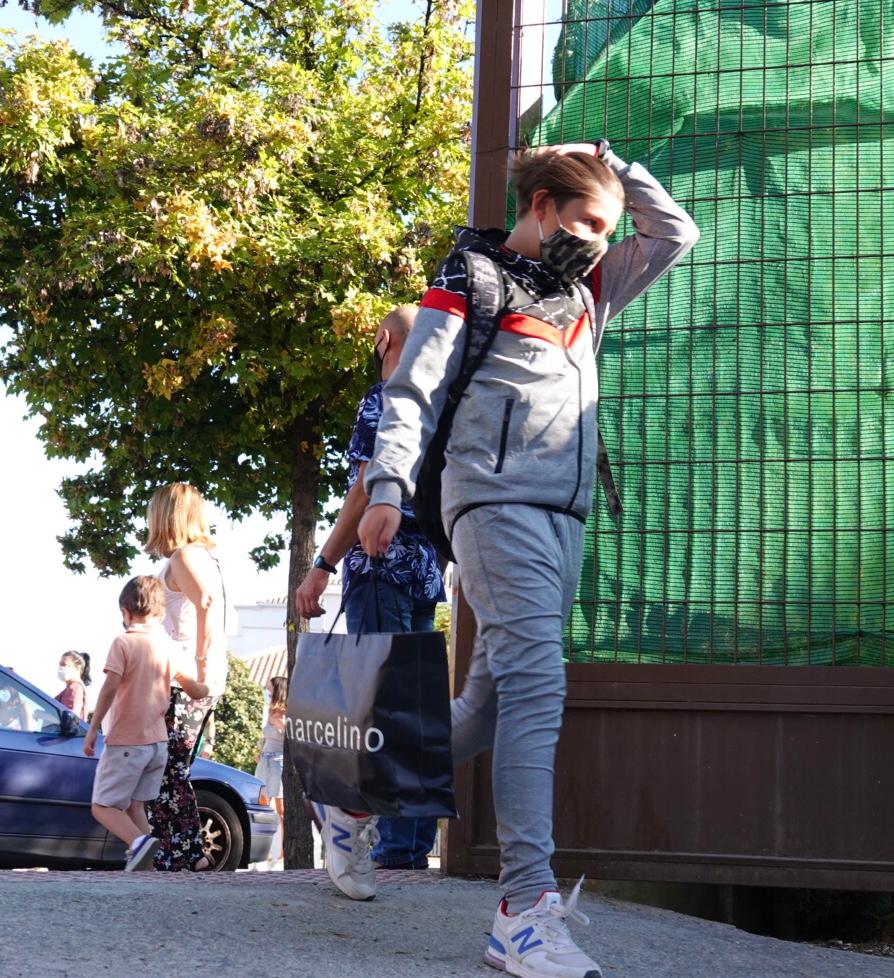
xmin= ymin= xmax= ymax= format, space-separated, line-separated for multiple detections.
xmin=483 ymin=950 xmax=507 ymax=972
xmin=124 ymin=837 xmax=160 ymax=872
xmin=329 ymin=874 xmax=376 ymax=903
xmin=486 ymin=952 xmax=601 ymax=978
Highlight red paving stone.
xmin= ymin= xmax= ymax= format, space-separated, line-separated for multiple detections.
xmin=2 ymin=867 xmax=446 ymax=885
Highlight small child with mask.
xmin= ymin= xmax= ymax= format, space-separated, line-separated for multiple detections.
xmin=55 ymin=650 xmax=91 ymax=721
xmin=84 ymin=575 xmax=208 ymax=871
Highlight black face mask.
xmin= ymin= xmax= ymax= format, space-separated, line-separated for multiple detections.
xmin=538 ymin=212 xmax=609 ymax=285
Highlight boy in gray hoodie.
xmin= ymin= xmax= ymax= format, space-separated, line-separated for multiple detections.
xmin=358 ymin=142 xmax=699 ymax=978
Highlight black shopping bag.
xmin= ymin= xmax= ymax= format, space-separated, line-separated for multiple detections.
xmin=286 ymin=621 xmax=456 ymax=819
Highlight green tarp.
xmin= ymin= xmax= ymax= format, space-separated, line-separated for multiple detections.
xmin=531 ymin=0 xmax=894 ymax=665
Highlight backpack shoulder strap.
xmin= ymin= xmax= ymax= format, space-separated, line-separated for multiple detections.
xmin=575 ymin=279 xmax=623 ymax=521
xmin=444 ymin=250 xmax=506 ymax=407
xmin=575 ymin=277 xmax=599 ymax=346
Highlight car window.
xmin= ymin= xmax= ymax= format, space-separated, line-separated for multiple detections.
xmin=0 ymin=677 xmax=61 ymax=733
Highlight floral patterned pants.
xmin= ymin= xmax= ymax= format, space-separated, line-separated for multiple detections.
xmin=147 ymin=688 xmax=216 ymax=872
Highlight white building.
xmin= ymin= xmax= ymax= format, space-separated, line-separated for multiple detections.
xmin=229 ymin=577 xmax=346 ymax=659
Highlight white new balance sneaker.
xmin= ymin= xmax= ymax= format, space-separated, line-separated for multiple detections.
xmin=484 ymin=878 xmax=603 ymax=978
xmin=315 ymin=803 xmax=379 ymax=901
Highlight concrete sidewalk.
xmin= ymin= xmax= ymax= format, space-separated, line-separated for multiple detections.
xmin=2 ymin=869 xmax=893 ymax=978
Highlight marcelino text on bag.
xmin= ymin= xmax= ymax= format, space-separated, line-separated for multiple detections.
xmin=285 ymin=714 xmax=385 ymax=753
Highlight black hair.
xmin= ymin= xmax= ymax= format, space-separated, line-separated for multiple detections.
xmin=62 ymin=651 xmax=92 ymax=687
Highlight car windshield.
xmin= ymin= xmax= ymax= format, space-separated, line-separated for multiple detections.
xmin=0 ymin=677 xmax=62 ymax=733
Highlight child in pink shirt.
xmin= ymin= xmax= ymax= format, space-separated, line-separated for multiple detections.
xmin=84 ymin=576 xmax=207 ymax=871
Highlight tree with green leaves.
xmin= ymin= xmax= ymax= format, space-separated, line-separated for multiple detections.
xmin=212 ymin=654 xmax=264 ymax=774
xmin=0 ymin=0 xmax=472 ymax=865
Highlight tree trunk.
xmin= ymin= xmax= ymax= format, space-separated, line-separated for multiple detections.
xmin=282 ymin=409 xmax=321 ymax=869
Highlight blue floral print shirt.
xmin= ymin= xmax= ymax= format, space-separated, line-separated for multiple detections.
xmin=343 ymin=383 xmax=446 ymax=604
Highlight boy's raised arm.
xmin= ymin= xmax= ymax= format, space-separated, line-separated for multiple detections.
xmin=597 ymin=149 xmax=700 ymax=321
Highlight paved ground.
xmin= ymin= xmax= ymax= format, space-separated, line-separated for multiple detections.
xmin=3 ymin=869 xmax=894 ymax=978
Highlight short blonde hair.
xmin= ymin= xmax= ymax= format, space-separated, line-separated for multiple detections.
xmin=145 ymin=483 xmax=214 ymax=558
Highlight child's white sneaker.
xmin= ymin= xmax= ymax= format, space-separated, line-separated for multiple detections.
xmin=484 ymin=877 xmax=603 ymax=978
xmin=315 ymin=803 xmax=379 ymax=901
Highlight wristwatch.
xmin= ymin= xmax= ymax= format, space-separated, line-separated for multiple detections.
xmin=313 ymin=554 xmax=337 ymax=574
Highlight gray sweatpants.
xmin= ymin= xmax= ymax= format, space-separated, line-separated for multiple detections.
xmin=450 ymin=503 xmax=585 ymax=912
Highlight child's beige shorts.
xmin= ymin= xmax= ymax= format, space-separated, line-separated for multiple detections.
xmin=92 ymin=741 xmax=168 ymax=809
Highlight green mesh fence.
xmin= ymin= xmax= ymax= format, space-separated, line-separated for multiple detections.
xmin=518 ymin=0 xmax=894 ymax=665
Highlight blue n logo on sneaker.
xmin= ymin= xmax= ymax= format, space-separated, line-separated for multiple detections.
xmin=511 ymin=926 xmax=544 ymax=955
xmin=332 ymin=823 xmax=353 ymax=853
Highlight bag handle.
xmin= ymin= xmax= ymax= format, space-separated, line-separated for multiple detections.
xmin=325 ymin=558 xmax=406 ymax=644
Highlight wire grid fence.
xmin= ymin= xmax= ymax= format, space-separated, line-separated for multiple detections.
xmin=509 ymin=0 xmax=894 ymax=665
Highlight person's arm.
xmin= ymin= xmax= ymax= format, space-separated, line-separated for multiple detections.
xmin=84 ymin=672 xmax=120 ymax=756
xmin=595 ymin=148 xmax=700 ymax=321
xmin=173 ymin=671 xmax=210 ymax=701
xmin=295 ymin=463 xmax=370 ymax=619
xmin=169 ymin=547 xmax=219 ymax=685
xmin=73 ymin=683 xmax=86 ymax=720
xmin=170 ymin=643 xmax=210 ymax=700
xmin=359 ymin=301 xmax=469 ymax=556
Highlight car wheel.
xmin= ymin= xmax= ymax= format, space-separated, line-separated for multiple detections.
xmin=195 ymin=788 xmax=244 ymax=871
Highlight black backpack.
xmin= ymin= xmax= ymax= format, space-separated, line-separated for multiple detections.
xmin=412 ymin=249 xmax=622 ymax=562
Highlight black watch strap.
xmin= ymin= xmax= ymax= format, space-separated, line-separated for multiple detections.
xmin=314 ymin=554 xmax=337 ymax=574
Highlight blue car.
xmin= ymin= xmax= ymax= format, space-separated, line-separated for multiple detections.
xmin=0 ymin=664 xmax=277 ymax=870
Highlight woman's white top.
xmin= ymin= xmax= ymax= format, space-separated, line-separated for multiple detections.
xmin=158 ymin=545 xmax=228 ymax=698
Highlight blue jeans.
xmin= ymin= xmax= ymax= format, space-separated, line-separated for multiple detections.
xmin=344 ymin=575 xmax=439 ymax=869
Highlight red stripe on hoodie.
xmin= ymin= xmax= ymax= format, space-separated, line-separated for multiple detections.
xmin=420 ymin=287 xmax=467 ymax=319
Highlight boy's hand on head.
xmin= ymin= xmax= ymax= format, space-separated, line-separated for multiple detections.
xmin=83 ymin=728 xmax=97 ymax=757
xmin=358 ymin=504 xmax=401 ymax=557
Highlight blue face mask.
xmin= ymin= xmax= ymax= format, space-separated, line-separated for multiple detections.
xmin=0 ymin=689 xmax=11 ymax=703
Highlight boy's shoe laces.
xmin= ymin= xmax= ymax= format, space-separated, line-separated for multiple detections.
xmin=519 ymin=877 xmax=590 ymax=950
xmin=353 ymin=818 xmax=380 ymax=865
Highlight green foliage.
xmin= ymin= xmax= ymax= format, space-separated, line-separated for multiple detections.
xmin=434 ymin=601 xmax=451 ymax=644
xmin=212 ymin=653 xmax=264 ymax=774
xmin=0 ymin=0 xmax=473 ymax=575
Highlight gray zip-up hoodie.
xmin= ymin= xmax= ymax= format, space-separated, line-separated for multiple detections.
xmin=364 ymin=150 xmax=699 ymax=540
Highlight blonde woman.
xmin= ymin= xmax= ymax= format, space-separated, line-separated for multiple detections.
xmin=145 ymin=482 xmax=228 ymax=871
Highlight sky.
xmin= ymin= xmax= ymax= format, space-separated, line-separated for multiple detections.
xmin=0 ymin=0 xmax=427 ymax=699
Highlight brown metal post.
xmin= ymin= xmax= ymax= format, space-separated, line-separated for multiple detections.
xmin=467 ymin=0 xmax=514 ymax=228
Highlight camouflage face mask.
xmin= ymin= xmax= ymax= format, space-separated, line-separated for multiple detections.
xmin=538 ymin=215 xmax=608 ymax=285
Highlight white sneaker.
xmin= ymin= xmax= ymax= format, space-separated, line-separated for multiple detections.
xmin=315 ymin=803 xmax=379 ymax=901
xmin=484 ymin=878 xmax=603 ymax=978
